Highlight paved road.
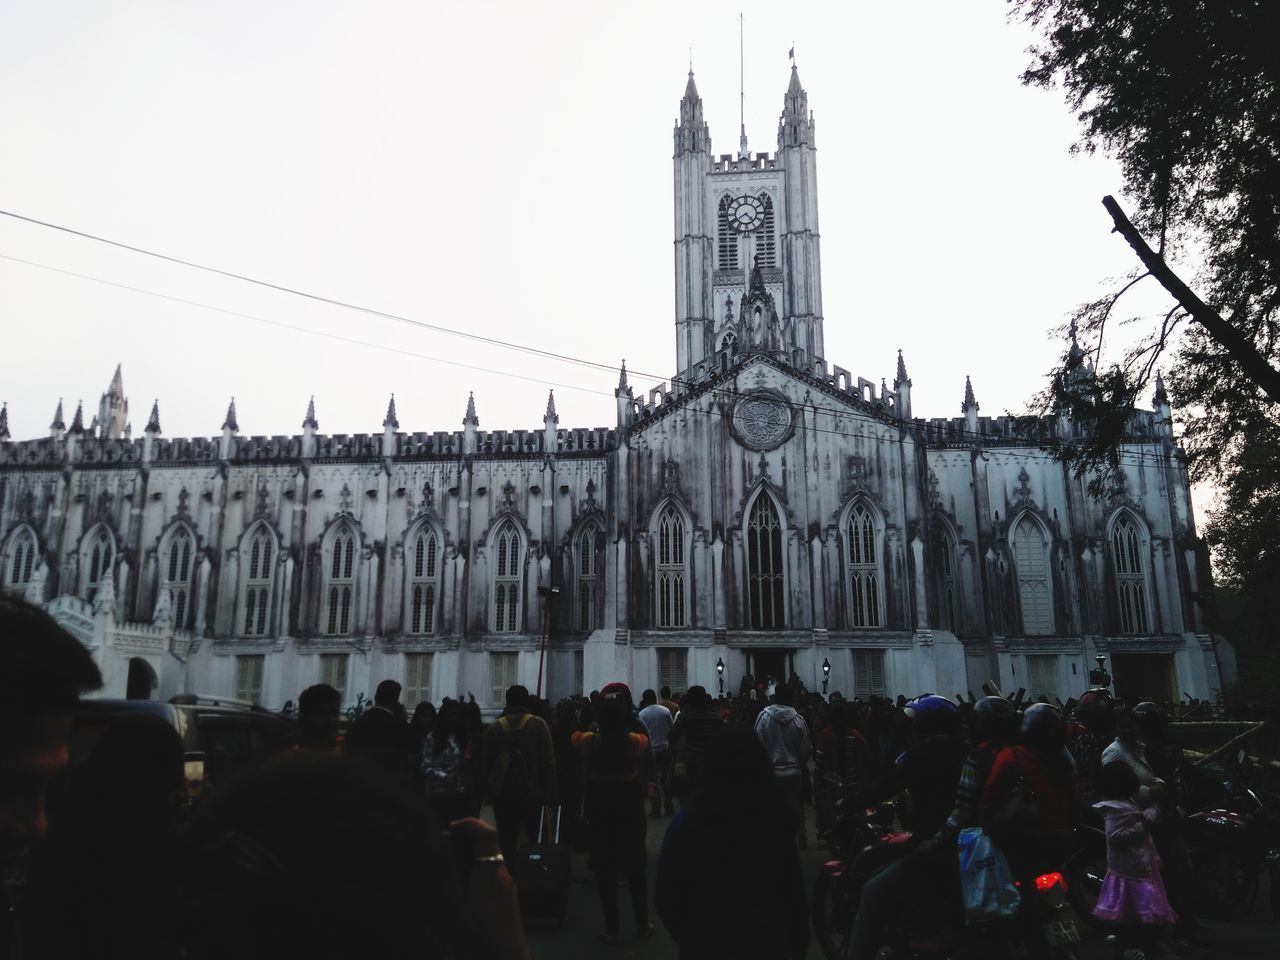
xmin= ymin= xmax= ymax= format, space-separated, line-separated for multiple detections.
xmin=510 ymin=804 xmax=1277 ymax=959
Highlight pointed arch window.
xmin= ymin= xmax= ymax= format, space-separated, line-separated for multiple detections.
xmin=492 ymin=522 xmax=522 ymax=633
xmin=747 ymin=494 xmax=785 ymax=629
xmin=408 ymin=526 xmax=440 ymax=635
xmin=717 ymin=195 xmax=739 ymax=270
xmin=163 ymin=527 xmax=195 ymax=629
xmin=324 ymin=526 xmax=356 ymax=637
xmin=757 ymin=192 xmax=776 ymax=267
xmin=577 ymin=523 xmax=599 ymax=632
xmin=83 ymin=526 xmax=114 ymax=601
xmin=1012 ymin=516 xmax=1053 ymax=636
xmin=656 ymin=505 xmax=687 ymax=628
xmin=846 ymin=502 xmax=882 ymax=628
xmin=3 ymin=527 xmax=37 ymax=592
xmin=242 ymin=526 xmax=275 ymax=637
xmin=1111 ymin=515 xmax=1150 ymax=634
xmin=933 ymin=522 xmax=959 ymax=632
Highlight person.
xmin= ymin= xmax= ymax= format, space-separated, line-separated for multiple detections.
xmin=482 ymin=685 xmax=556 ymax=862
xmin=814 ymin=700 xmax=872 ymax=839
xmin=151 ymin=752 xmax=532 ymax=960
xmin=667 ymin=685 xmax=723 ymax=809
xmin=296 ymin=682 xmax=342 ymax=752
xmin=572 ymin=682 xmax=654 ymax=944
xmin=344 ymin=678 xmax=420 ymax=777
xmin=658 ymin=685 xmax=680 ymax=717
xmin=638 ymin=688 xmax=674 ymax=818
xmin=1091 ymin=760 xmax=1178 ymax=959
xmin=753 ymin=682 xmax=812 ymax=847
xmin=422 ymin=699 xmax=469 ymax=826
xmin=23 ymin=713 xmax=185 ymax=959
xmin=656 ymin=725 xmax=809 ymax=959
xmin=1068 ymin=688 xmax=1116 ymax=799
xmin=979 ymin=703 xmax=1077 ymax=881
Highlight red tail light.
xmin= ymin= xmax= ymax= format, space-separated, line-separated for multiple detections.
xmin=1034 ymin=871 xmax=1067 ymax=892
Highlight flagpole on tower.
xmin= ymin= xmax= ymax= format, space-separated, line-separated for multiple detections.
xmin=738 ymin=12 xmax=747 ymax=160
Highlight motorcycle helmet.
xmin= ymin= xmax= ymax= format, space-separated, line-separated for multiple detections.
xmin=1021 ymin=702 xmax=1067 ymax=751
xmin=972 ymin=696 xmax=1019 ymax=745
xmin=1072 ymin=689 xmax=1115 ymax=733
xmin=903 ymin=694 xmax=961 ymax=737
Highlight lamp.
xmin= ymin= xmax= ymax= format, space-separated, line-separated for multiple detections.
xmin=716 ymin=656 xmax=725 ymax=695
xmin=822 ymin=657 xmax=831 ymax=695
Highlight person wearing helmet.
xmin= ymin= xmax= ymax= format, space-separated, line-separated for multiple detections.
xmin=979 ymin=703 xmax=1077 ymax=878
xmin=1068 ymin=689 xmax=1116 ymax=798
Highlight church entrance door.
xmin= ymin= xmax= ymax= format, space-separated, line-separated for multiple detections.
xmin=749 ymin=648 xmax=793 ymax=691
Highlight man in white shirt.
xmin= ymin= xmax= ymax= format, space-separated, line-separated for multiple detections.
xmin=638 ymin=689 xmax=674 ymax=818
xmin=753 ymin=683 xmax=812 ymax=847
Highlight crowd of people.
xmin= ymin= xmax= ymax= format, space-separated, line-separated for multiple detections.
xmin=0 ymin=593 xmax=1262 ymax=960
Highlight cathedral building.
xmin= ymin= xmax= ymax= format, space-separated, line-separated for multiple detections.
xmin=0 ymin=67 xmax=1221 ymax=710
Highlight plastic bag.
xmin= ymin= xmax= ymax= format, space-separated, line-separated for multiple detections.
xmin=957 ymin=826 xmax=1020 ymax=921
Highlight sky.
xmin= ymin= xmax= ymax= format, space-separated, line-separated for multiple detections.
xmin=0 ymin=2 xmax=1199 ymax=503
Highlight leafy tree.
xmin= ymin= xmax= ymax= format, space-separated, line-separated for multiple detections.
xmin=1010 ymin=0 xmax=1280 ymax=481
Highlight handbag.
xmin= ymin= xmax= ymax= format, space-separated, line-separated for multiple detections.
xmin=957 ymin=827 xmax=1021 ymax=921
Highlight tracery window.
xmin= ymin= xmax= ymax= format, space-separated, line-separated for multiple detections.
xmin=83 ymin=526 xmax=114 ymax=602
xmin=1111 ymin=515 xmax=1150 ymax=634
xmin=3 ymin=527 xmax=37 ymax=593
xmin=408 ymin=526 xmax=440 ymax=635
xmin=577 ymin=524 xmax=599 ymax=632
xmin=846 ymin=502 xmax=881 ymax=628
xmin=324 ymin=525 xmax=356 ymax=637
xmin=1012 ymin=516 xmax=1053 ymax=636
xmin=934 ymin=523 xmax=959 ymax=632
xmin=655 ymin=505 xmax=687 ymax=628
xmin=163 ymin=526 xmax=194 ymax=629
xmin=747 ymin=494 xmax=784 ymax=629
xmin=492 ymin=522 xmax=522 ymax=633
xmin=242 ymin=525 xmax=275 ymax=637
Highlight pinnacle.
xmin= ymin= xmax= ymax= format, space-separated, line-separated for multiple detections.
xmin=787 ymin=62 xmax=803 ymax=95
xmin=108 ymin=362 xmax=124 ymax=397
xmin=895 ymin=349 xmax=910 ymax=387
xmin=0 ymin=402 xmax=9 ymax=441
xmin=222 ymin=397 xmax=239 ymax=432
xmin=145 ymin=399 xmax=161 ymax=434
xmin=1153 ymin=370 xmax=1169 ymax=406
xmin=683 ymin=69 xmax=699 ymax=101
xmin=383 ymin=394 xmax=399 ymax=430
xmin=617 ymin=359 xmax=629 ymax=393
xmin=303 ymin=396 xmax=318 ymax=430
xmin=51 ymin=399 xmax=65 ymax=431
xmin=70 ymin=400 xmax=85 ymax=434
xmin=463 ymin=392 xmax=478 ymax=426
xmin=962 ymin=376 xmax=979 ymax=412
xmin=544 ymin=389 xmax=558 ymax=423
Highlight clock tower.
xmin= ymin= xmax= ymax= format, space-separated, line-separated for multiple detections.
xmin=672 ymin=64 xmax=825 ymax=373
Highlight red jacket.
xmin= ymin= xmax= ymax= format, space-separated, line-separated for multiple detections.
xmin=979 ymin=744 xmax=1075 ymax=837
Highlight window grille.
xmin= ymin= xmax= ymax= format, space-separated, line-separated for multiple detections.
xmin=408 ymin=528 xmax=439 ymax=635
xmin=747 ymin=495 xmax=785 ymax=628
xmin=4 ymin=528 xmax=36 ymax=590
xmin=164 ymin=528 xmax=194 ymax=629
xmin=490 ymin=651 xmax=517 ymax=706
xmin=235 ymin=655 xmax=265 ymax=704
xmin=1012 ymin=517 xmax=1053 ymax=636
xmin=319 ymin=653 xmax=348 ymax=699
xmin=852 ymin=650 xmax=886 ymax=699
xmin=717 ymin=195 xmax=739 ymax=270
xmin=404 ymin=653 xmax=433 ymax=708
xmin=1111 ymin=517 xmax=1150 ymax=634
xmin=655 ymin=505 xmax=687 ymax=628
xmin=757 ymin=192 xmax=777 ymax=267
xmin=492 ymin=523 xmax=522 ymax=633
xmin=657 ymin=648 xmax=688 ymax=696
xmin=242 ymin=527 xmax=274 ymax=637
xmin=846 ymin=503 xmax=881 ymax=627
xmin=577 ymin=525 xmax=597 ymax=631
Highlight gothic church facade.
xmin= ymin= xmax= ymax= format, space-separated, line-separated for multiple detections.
xmin=0 ymin=67 xmax=1220 ymax=710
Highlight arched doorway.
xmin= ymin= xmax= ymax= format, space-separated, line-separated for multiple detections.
xmin=126 ymin=657 xmax=157 ymax=700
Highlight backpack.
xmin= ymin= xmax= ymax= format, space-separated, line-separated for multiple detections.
xmin=493 ymin=713 xmax=533 ymax=802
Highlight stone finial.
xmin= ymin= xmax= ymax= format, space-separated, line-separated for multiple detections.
xmin=302 ymin=396 xmax=318 ymax=430
xmin=383 ymin=394 xmax=399 ymax=430
xmin=1153 ymin=370 xmax=1169 ymax=407
xmin=50 ymin=398 xmax=65 ymax=432
xmin=463 ymin=391 xmax=478 ymax=426
xmin=70 ymin=400 xmax=85 ymax=434
xmin=145 ymin=399 xmax=161 ymax=434
xmin=895 ymin=349 xmax=910 ymax=388
xmin=0 ymin=402 xmax=9 ymax=441
xmin=544 ymin=390 xmax=558 ymax=424
xmin=222 ymin=398 xmax=239 ymax=432
xmin=962 ymin=376 xmax=979 ymax=413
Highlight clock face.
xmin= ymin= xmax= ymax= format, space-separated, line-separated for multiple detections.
xmin=727 ymin=195 xmax=765 ymax=232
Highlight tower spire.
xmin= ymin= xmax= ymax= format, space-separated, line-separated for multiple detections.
xmin=962 ymin=376 xmax=978 ymax=412
xmin=895 ymin=349 xmax=910 ymax=388
xmin=544 ymin=390 xmax=558 ymax=423
xmin=222 ymin=397 xmax=239 ymax=432
xmin=145 ymin=399 xmax=161 ymax=434
xmin=383 ymin=394 xmax=399 ymax=430
xmin=463 ymin=392 xmax=478 ymax=427
xmin=302 ymin=396 xmax=318 ymax=430
xmin=617 ymin=359 xmax=630 ymax=395
xmin=738 ymin=12 xmax=749 ymax=160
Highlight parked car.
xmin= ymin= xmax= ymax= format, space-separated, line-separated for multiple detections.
xmin=69 ymin=695 xmax=299 ymax=795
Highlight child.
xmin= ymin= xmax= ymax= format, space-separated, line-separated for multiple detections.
xmin=1092 ymin=760 xmax=1178 ymax=959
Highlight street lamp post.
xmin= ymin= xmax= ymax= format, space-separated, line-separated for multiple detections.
xmin=716 ymin=656 xmax=725 ymax=696
xmin=822 ymin=657 xmax=831 ymax=696
xmin=535 ymin=584 xmax=560 ymax=699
